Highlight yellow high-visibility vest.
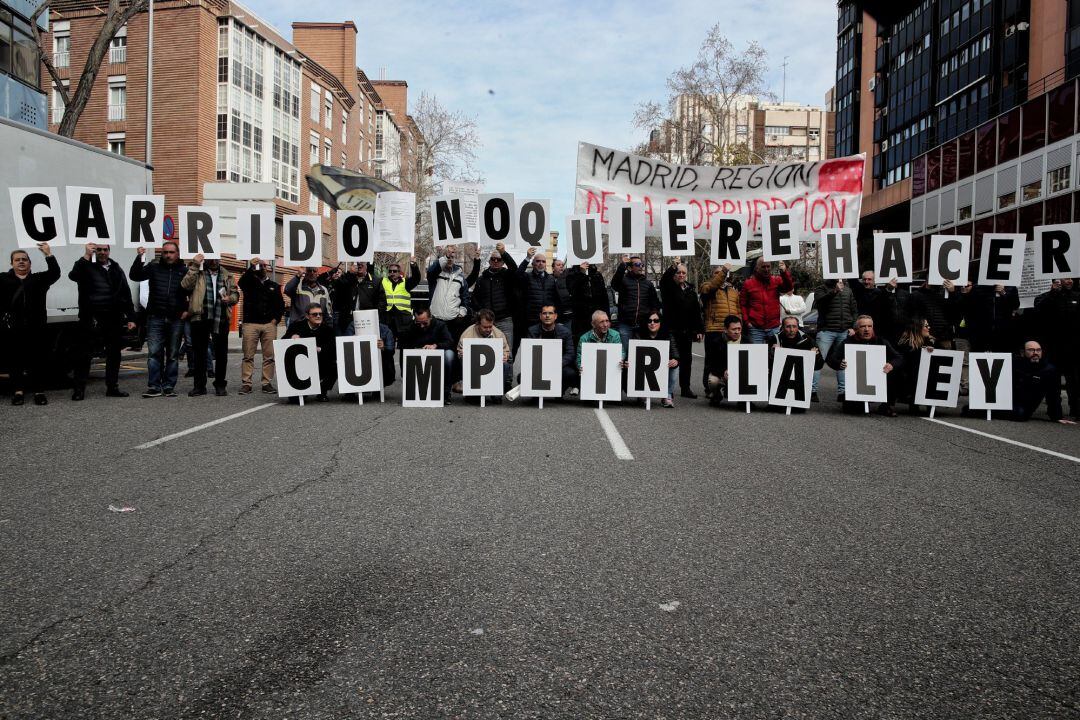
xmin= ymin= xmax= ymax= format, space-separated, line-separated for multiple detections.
xmin=382 ymin=276 xmax=412 ymax=313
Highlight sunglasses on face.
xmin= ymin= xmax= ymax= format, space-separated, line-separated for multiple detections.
xmin=308 ymin=312 xmax=323 ymax=317
xmin=647 ymin=318 xmax=661 ymax=324
xmin=631 ymin=262 xmax=643 ymax=267
xmin=490 ymin=257 xmax=502 ymax=263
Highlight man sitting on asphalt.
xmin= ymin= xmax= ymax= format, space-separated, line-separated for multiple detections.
xmin=284 ymin=303 xmax=337 ymax=402
xmin=456 ymin=308 xmax=513 ymax=400
xmin=705 ymin=314 xmax=744 ymax=406
xmin=1008 ymin=340 xmax=1076 ymax=424
xmin=825 ymin=314 xmax=902 ymax=417
xmin=525 ymin=303 xmax=577 ymax=398
xmin=399 ymin=307 xmax=456 ymax=403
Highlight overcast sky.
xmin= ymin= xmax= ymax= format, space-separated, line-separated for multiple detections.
xmin=258 ymin=0 xmax=839 ymax=234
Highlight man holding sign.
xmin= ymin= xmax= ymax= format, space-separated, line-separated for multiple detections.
xmin=456 ymin=309 xmax=512 ymax=399
xmin=825 ymin=315 xmax=902 ymax=416
xmin=740 ymin=258 xmax=793 ymax=344
xmin=130 ymin=243 xmax=188 ymax=398
xmin=284 ymin=304 xmax=336 ymax=401
xmin=69 ymin=243 xmax=136 ymax=400
xmin=1 ymin=243 xmax=59 ymax=405
xmin=181 ymin=255 xmax=239 ymax=397
xmin=237 ymin=259 xmax=284 ymax=395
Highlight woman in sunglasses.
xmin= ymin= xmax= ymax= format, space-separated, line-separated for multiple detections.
xmin=633 ymin=313 xmax=680 ymax=408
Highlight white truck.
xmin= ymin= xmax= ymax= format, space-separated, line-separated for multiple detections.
xmin=1 ymin=116 xmax=153 ymax=375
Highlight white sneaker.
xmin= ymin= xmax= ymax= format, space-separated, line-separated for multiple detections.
xmin=568 ymin=387 xmax=580 ymax=398
xmin=504 ymin=385 xmax=520 ymax=401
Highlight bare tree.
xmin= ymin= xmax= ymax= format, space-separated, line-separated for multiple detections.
xmin=33 ymin=0 xmax=148 ymax=137
xmin=634 ymin=25 xmax=771 ymax=166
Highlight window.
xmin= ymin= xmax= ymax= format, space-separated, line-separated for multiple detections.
xmin=108 ymin=132 xmax=125 ymax=155
xmin=998 ymin=191 xmax=1016 ymax=210
xmin=109 ymin=34 xmax=127 ymax=64
xmin=341 ymin=110 xmax=347 ymax=144
xmin=53 ymin=31 xmax=70 ymax=68
xmin=308 ymin=193 xmax=318 ymax=213
xmin=324 ymin=138 xmax=332 ymax=165
xmin=310 ymin=83 xmax=321 ymax=123
xmin=959 ymin=205 xmax=972 ymax=221
xmin=1049 ymin=166 xmax=1071 ymax=193
xmin=322 ymin=201 xmax=330 ymax=218
xmin=10 ymin=23 xmax=37 ymax=86
xmin=765 ymin=126 xmax=790 ymax=136
xmin=51 ymin=80 xmax=68 ymax=124
xmin=736 ymin=124 xmax=748 ymax=134
xmin=324 ymin=93 xmax=333 ymax=129
xmin=108 ymin=77 xmax=126 ymax=121
xmin=309 ymin=132 xmax=319 ymax=165
xmin=1022 ymin=179 xmax=1042 ymax=202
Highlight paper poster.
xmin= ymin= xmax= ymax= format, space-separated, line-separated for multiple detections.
xmin=844 ymin=344 xmax=888 ymax=403
xmin=519 ymin=339 xmax=564 ymax=399
xmin=768 ymin=348 xmax=815 ymax=409
xmin=179 ymin=205 xmax=221 ymax=259
xmin=579 ymin=343 xmax=622 ymax=402
xmin=234 ymin=205 xmax=275 ymax=260
xmin=402 ymin=349 xmax=444 ymax=407
xmin=282 ymin=215 xmax=322 ymax=267
xmin=605 ymin=199 xmax=646 ymax=255
xmin=373 ymin=191 xmax=416 ymax=254
xmin=873 ymin=232 xmax=913 ymax=284
xmin=976 ymin=234 xmax=1025 ymax=287
xmin=928 ymin=234 xmax=971 ymax=286
xmin=565 ymin=214 xmax=603 ymax=265
xmin=351 ymin=309 xmax=379 ymax=338
xmin=273 ymin=338 xmax=321 ymax=399
xmin=660 ymin=203 xmax=694 ymax=257
xmin=9 ymin=187 xmax=67 ymax=247
xmin=338 ymin=211 xmax=375 ymax=262
xmin=335 ymin=336 xmax=382 ymax=394
xmin=626 ymin=339 xmax=670 ymax=400
xmin=968 ymin=352 xmax=1013 ymax=412
xmin=462 ymin=338 xmax=505 ymax=398
xmin=440 ymin=179 xmax=483 ymax=244
xmin=726 ymin=344 xmax=769 ymax=403
xmin=710 ymin=218 xmax=748 ymax=267
xmin=821 ymin=229 xmax=858 ymax=279
xmin=65 ymin=186 xmax=115 ymax=245
xmin=914 ymin=348 xmax=964 ymax=408
xmin=760 ymin=208 xmax=799 ymax=261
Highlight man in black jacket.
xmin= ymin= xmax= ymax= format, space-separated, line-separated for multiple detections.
xmin=962 ymin=283 xmax=1019 ymax=353
xmin=399 ymin=307 xmax=456 ymax=402
xmin=566 ymin=261 xmax=608 ymax=342
xmin=660 ymin=260 xmax=704 ymax=398
xmin=284 ymin=303 xmax=337 ymax=401
xmin=130 ymin=243 xmax=189 ymax=398
xmin=825 ymin=314 xmax=903 ymax=416
xmin=908 ymin=277 xmax=962 ymax=348
xmin=1035 ymin=279 xmax=1080 ymax=420
xmin=323 ymin=262 xmax=385 ymax=334
xmin=1 ymin=243 xmax=60 ymax=405
xmin=612 ymin=255 xmax=661 ymax=355
xmin=238 ymin=258 xmax=285 ymax=395
xmin=517 ymin=248 xmax=560 ymax=338
xmin=551 ymin=258 xmax=574 ymax=330
xmin=1009 ymin=340 xmax=1075 ymax=423
xmin=69 ymin=243 xmax=136 ymax=400
xmin=471 ymin=244 xmax=518 ymax=351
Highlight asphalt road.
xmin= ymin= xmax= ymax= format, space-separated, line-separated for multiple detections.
xmin=0 ymin=353 xmax=1078 ymax=719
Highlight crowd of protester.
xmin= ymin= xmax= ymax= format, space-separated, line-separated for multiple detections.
xmin=1 ymin=240 xmax=1076 ymax=423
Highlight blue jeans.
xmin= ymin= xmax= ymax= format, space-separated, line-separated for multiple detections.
xmin=667 ymin=366 xmax=678 ymax=399
xmin=147 ymin=315 xmax=183 ymax=391
xmin=747 ymin=326 xmax=779 ymax=344
xmin=815 ymin=329 xmax=848 ymax=394
xmin=616 ymin=322 xmax=634 ymax=357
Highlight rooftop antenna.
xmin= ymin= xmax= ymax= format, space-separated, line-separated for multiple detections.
xmin=379 ymin=66 xmax=387 ymax=80
xmin=781 ymin=56 xmax=789 ymax=103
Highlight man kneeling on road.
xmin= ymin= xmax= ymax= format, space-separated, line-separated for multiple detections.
xmin=705 ymin=314 xmax=744 ymax=406
xmin=825 ymin=314 xmax=902 ymax=417
xmin=399 ymin=307 xmax=456 ymax=403
xmin=456 ymin=308 xmax=512 ymax=401
xmin=1009 ymin=340 xmax=1076 ymax=424
xmin=285 ymin=304 xmax=336 ymax=402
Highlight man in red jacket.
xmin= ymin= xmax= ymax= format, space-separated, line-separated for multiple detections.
xmin=740 ymin=258 xmax=794 ymax=343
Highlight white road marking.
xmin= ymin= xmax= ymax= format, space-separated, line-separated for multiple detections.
xmin=134 ymin=404 xmax=276 ymax=450
xmin=595 ymin=408 xmax=633 ymax=460
xmin=922 ymin=417 xmax=1080 ymax=465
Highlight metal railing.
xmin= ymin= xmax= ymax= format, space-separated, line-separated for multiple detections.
xmin=108 ymin=104 xmax=126 ymax=121
xmin=109 ymin=46 xmax=127 ymax=64
xmin=53 ymin=51 xmax=69 ymax=68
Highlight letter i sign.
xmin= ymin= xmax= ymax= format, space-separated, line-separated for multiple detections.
xmin=818 ymin=159 xmax=864 ymax=194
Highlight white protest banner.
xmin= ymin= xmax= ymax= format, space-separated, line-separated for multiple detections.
xmin=441 ymin=179 xmax=483 ymax=244
xmin=928 ymin=234 xmax=971 ymax=286
xmin=1033 ymin=222 xmax=1080 ymax=280
xmin=579 ymin=343 xmax=622 ymax=404
xmin=710 ymin=217 xmax=748 ymax=267
xmin=273 ymin=338 xmax=321 ymax=402
xmin=565 ymin=215 xmax=604 ymax=265
xmin=282 ymin=215 xmax=322 ymax=267
xmin=516 ymin=199 xmax=550 ymax=250
xmin=402 ymin=349 xmax=444 ymax=407
xmin=976 ymin=234 xmax=1025 ymax=287
xmin=726 ymin=344 xmax=768 ymax=410
xmin=914 ymin=348 xmax=963 ymax=414
xmin=768 ymin=348 xmax=815 ymax=411
xmin=821 ymin=229 xmax=859 ymax=279
xmin=479 ymin=193 xmax=515 ymax=249
xmin=178 ymin=205 xmax=220 ymax=259
xmin=845 ymin=344 xmax=888 ymax=409
xmin=373 ymin=191 xmax=416 ymax=254
xmin=123 ymin=195 xmax=165 ymax=249
xmin=65 ymin=187 xmax=115 ymax=245
xmin=430 ymin=194 xmax=467 ymax=246
xmin=873 ymin=232 xmax=913 ymax=284
xmin=627 ymin=339 xmax=670 ymax=405
xmin=519 ymin=339 xmax=563 ymax=403
xmin=605 ymin=199 xmax=646 ymax=255
xmin=576 ymin=142 xmax=864 ymax=242
xmin=337 ymin=211 xmax=375 ymax=262
xmin=462 ymin=338 xmax=505 ymax=403
xmin=968 ymin=352 xmax=1013 ymax=416
xmin=234 ymin=205 xmax=275 ymax=260
xmin=351 ymin=309 xmax=379 ymax=338
xmin=10 ymin=187 xmax=67 ymax=248
xmin=335 ymin=336 xmax=383 ymax=397
xmin=660 ymin=203 xmax=694 ymax=256
xmin=760 ymin=208 xmax=800 ymax=261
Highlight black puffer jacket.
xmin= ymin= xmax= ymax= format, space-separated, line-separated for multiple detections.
xmin=813 ymin=284 xmax=857 ymax=332
xmin=566 ymin=266 xmax=609 ymax=337
xmin=471 ymin=252 xmax=517 ymax=320
xmin=962 ymin=285 xmax=1019 ymax=344
xmin=908 ymin=286 xmax=961 ymax=341
xmin=239 ymin=268 xmax=285 ymax=325
xmin=659 ymin=266 xmax=704 ymax=334
xmin=129 ymin=256 xmax=188 ymax=319
xmin=517 ymin=259 xmax=560 ymax=322
xmin=69 ymin=257 xmax=134 ymax=320
xmin=612 ymin=262 xmax=660 ymax=328
xmin=0 ymin=255 xmax=60 ymax=328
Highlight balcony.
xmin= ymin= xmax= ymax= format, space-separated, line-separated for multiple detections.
xmin=108 ymin=105 xmax=126 ymax=121
xmin=109 ymin=46 xmax=127 ymax=64
xmin=53 ymin=51 xmax=69 ymax=68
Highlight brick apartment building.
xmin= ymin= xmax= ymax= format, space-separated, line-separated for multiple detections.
xmin=41 ymin=1 xmax=419 ymax=268
xmin=836 ymin=0 xmax=1080 ymax=274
